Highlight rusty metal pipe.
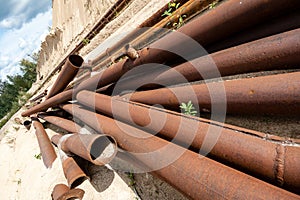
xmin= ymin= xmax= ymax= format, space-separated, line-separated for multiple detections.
xmin=21 ymin=0 xmax=299 ymax=117
xmin=207 ymin=10 xmax=300 ymax=53
xmin=108 ymin=29 xmax=300 ymax=93
xmin=47 ymin=55 xmax=83 ymax=99
xmin=30 ymin=90 xmax=48 ymax=102
xmin=32 ymin=118 xmax=57 ymax=168
xmin=57 ymin=148 xmax=88 ymax=188
xmin=51 ymin=133 xmax=117 ymax=166
xmin=38 ymin=113 xmax=82 ymax=133
xmin=126 ymin=72 xmax=300 ymax=116
xmin=60 ymin=103 xmax=300 ymax=199
xmin=73 ymin=0 xmax=300 ymax=95
xmin=76 ymin=90 xmax=300 ymax=192
xmin=21 ymin=90 xmax=73 ymax=117
xmin=51 ymin=183 xmax=84 ymax=200
xmin=91 ymin=0 xmax=213 ymax=67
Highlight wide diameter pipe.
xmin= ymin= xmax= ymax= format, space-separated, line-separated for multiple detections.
xmin=126 ymin=72 xmax=300 ymax=116
xmin=58 ymin=149 xmax=88 ymax=188
xmin=60 ymin=103 xmax=300 ymax=199
xmin=32 ymin=118 xmax=57 ymax=168
xmin=47 ymin=55 xmax=84 ymax=99
xmin=52 ymin=133 xmax=117 ymax=166
xmin=110 ymin=29 xmax=300 ymax=93
xmin=76 ymin=90 xmax=300 ymax=192
xmin=51 ymin=184 xmax=84 ymax=200
xmin=21 ymin=0 xmax=300 ymax=117
xmin=73 ymin=0 xmax=300 ymax=95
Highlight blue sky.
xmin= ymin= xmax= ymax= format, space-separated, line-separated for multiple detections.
xmin=0 ymin=0 xmax=52 ymax=81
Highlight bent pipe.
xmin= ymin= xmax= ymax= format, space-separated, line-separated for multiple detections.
xmin=51 ymin=133 xmax=117 ymax=166
xmin=60 ymin=103 xmax=300 ymax=199
xmin=108 ymin=28 xmax=300 ymax=93
xmin=38 ymin=113 xmax=82 ymax=133
xmin=76 ymin=90 xmax=300 ymax=192
xmin=47 ymin=55 xmax=84 ymax=99
xmin=125 ymin=72 xmax=300 ymax=116
xmin=21 ymin=0 xmax=300 ymax=117
xmin=51 ymin=183 xmax=84 ymax=200
xmin=32 ymin=118 xmax=57 ymax=168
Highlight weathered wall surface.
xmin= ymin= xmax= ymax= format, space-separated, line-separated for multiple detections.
xmin=37 ymin=0 xmax=116 ymax=79
xmin=37 ymin=0 xmax=169 ymax=82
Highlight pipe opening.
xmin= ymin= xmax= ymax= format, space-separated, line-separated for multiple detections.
xmin=23 ymin=120 xmax=31 ymax=126
xmin=90 ymin=136 xmax=116 ymax=161
xmin=69 ymin=55 xmax=84 ymax=68
xmin=70 ymin=176 xmax=88 ymax=189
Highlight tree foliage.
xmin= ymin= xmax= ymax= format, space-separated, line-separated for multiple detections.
xmin=0 ymin=56 xmax=37 ymax=119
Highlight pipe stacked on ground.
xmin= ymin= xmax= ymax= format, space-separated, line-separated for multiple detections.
xmin=51 ymin=133 xmax=117 ymax=166
xmin=21 ymin=0 xmax=300 ymax=117
xmin=122 ymin=72 xmax=300 ymax=116
xmin=32 ymin=118 xmax=57 ymax=168
xmin=76 ymin=90 xmax=300 ymax=192
xmin=47 ymin=55 xmax=84 ymax=99
xmin=51 ymin=183 xmax=84 ymax=200
xmin=59 ymin=103 xmax=300 ymax=199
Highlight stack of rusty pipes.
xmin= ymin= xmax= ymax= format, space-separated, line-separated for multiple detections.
xmin=21 ymin=0 xmax=300 ymax=198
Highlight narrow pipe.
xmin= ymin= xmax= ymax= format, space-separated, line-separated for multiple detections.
xmin=51 ymin=183 xmax=84 ymax=200
xmin=126 ymin=72 xmax=300 ymax=116
xmin=47 ymin=55 xmax=83 ymax=99
xmin=21 ymin=0 xmax=300 ymax=117
xmin=60 ymin=103 xmax=300 ymax=199
xmin=52 ymin=133 xmax=117 ymax=166
xmin=21 ymin=90 xmax=73 ymax=117
xmin=76 ymin=90 xmax=300 ymax=192
xmin=38 ymin=113 xmax=82 ymax=133
xmin=32 ymin=118 xmax=57 ymax=168
xmin=109 ymin=29 xmax=300 ymax=93
xmin=91 ymin=0 xmax=213 ymax=67
xmin=30 ymin=90 xmax=48 ymax=102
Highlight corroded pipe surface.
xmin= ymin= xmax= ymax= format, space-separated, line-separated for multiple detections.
xmin=73 ymin=0 xmax=300 ymax=95
xmin=126 ymin=72 xmax=300 ymax=116
xmin=60 ymin=103 xmax=300 ymax=199
xmin=21 ymin=90 xmax=73 ymax=117
xmin=110 ymin=29 xmax=300 ymax=93
xmin=207 ymin=10 xmax=300 ymax=53
xmin=52 ymin=133 xmax=117 ymax=166
xmin=32 ymin=118 xmax=57 ymax=168
xmin=21 ymin=0 xmax=300 ymax=117
xmin=51 ymin=183 xmax=84 ymax=200
xmin=38 ymin=113 xmax=82 ymax=133
xmin=57 ymin=148 xmax=88 ymax=188
xmin=77 ymin=90 xmax=300 ymax=192
xmin=47 ymin=55 xmax=83 ymax=99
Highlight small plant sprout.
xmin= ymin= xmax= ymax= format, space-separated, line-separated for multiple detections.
xmin=180 ymin=101 xmax=197 ymax=116
xmin=82 ymin=38 xmax=90 ymax=45
xmin=162 ymin=1 xmax=180 ymax=17
xmin=34 ymin=153 xmax=42 ymax=160
xmin=209 ymin=1 xmax=219 ymax=9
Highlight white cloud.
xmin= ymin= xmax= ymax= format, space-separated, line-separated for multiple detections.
xmin=0 ymin=8 xmax=52 ymax=81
